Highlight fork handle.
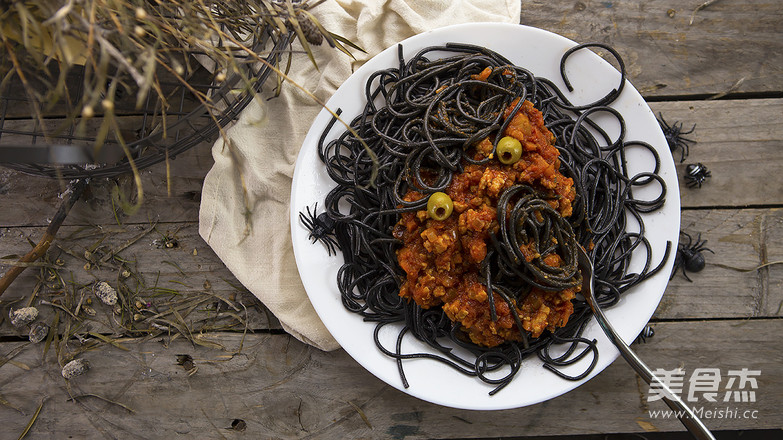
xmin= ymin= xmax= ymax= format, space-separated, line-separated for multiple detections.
xmin=592 ymin=309 xmax=716 ymax=440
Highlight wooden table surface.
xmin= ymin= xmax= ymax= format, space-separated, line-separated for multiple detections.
xmin=1 ymin=1 xmax=782 ymax=438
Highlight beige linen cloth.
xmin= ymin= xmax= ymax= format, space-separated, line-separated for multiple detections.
xmin=199 ymin=0 xmax=521 ymax=351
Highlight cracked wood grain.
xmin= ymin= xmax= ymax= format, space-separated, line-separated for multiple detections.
xmin=0 ymin=324 xmax=780 ymax=439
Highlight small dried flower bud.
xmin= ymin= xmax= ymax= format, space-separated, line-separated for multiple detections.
xmin=230 ymin=419 xmax=247 ymax=432
xmin=203 ymin=280 xmax=211 ymax=290
xmin=101 ymin=99 xmax=114 ymax=112
xmin=86 ymin=298 xmax=92 ymax=305
xmin=135 ymin=300 xmax=144 ymax=309
xmin=94 ymin=281 xmax=118 ymax=306
xmin=297 ymin=15 xmax=323 ymax=46
xmin=215 ymin=72 xmax=226 ymax=82
xmin=174 ymin=65 xmax=184 ymax=76
xmin=133 ymin=313 xmax=143 ymax=322
xmin=121 ymin=269 xmax=131 ymax=278
xmin=192 ymin=248 xmax=198 ymax=256
xmin=84 ymin=250 xmax=92 ymax=260
xmin=83 ymin=262 xmax=92 ymax=270
xmin=135 ymin=7 xmax=147 ymax=20
xmin=134 ymin=25 xmax=146 ymax=38
xmin=29 ymin=322 xmax=49 ymax=343
xmin=81 ymin=105 xmax=94 ymax=118
xmin=10 ymin=307 xmax=39 ymax=327
xmin=62 ymin=358 xmax=90 ymax=380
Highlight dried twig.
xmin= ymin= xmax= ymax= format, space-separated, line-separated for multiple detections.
xmin=67 ymin=393 xmax=135 ymax=413
xmin=707 ymin=77 xmax=745 ymax=100
xmin=689 ymin=0 xmax=721 ymax=25
xmin=16 ymin=396 xmax=45 ymax=440
xmin=0 ymin=179 xmax=87 ymax=297
xmin=714 ymin=260 xmax=783 ymax=272
xmin=348 ymin=401 xmax=373 ymax=429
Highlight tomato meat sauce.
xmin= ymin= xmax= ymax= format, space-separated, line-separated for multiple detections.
xmin=393 ymin=97 xmax=579 ymax=348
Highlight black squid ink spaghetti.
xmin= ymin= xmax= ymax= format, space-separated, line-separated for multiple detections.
xmin=302 ymin=42 xmax=671 ymax=395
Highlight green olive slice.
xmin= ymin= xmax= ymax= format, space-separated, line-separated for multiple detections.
xmin=427 ymin=192 xmax=454 ymax=221
xmin=496 ymin=136 xmax=523 ymax=164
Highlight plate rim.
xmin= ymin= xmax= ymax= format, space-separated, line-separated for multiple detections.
xmin=289 ymin=22 xmax=680 ymax=410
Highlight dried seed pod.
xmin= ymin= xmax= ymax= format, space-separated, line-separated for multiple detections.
xmin=230 ymin=419 xmax=247 ymax=432
xmin=29 ymin=321 xmax=49 ymax=343
xmin=82 ymin=305 xmax=97 ymax=316
xmin=62 ymin=358 xmax=90 ymax=379
xmin=298 ymin=14 xmax=323 ymax=46
xmin=94 ymin=281 xmax=118 ymax=306
xmin=10 ymin=307 xmax=39 ymax=327
xmin=176 ymin=354 xmax=198 ymax=376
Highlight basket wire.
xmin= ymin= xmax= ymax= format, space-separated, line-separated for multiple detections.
xmin=0 ymin=27 xmax=293 ymax=179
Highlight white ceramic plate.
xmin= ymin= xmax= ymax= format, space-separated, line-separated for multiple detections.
xmin=290 ymin=23 xmax=680 ymax=410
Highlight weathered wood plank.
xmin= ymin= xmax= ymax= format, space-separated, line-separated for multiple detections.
xmin=0 ymin=223 xmax=278 ymax=337
xmin=2 ymin=208 xmax=780 ymax=337
xmin=0 ymin=64 xmax=214 ymax=119
xmin=523 ymin=0 xmax=783 ymax=97
xmin=0 ymin=141 xmax=209 ymax=227
xmin=659 ymin=208 xmax=783 ymax=320
xmin=0 ymin=320 xmax=780 ymax=438
xmin=1 ymin=98 xmax=780 ymax=229
xmin=648 ymin=99 xmax=783 ymax=208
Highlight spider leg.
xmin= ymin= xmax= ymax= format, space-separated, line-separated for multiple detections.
xmin=693 ymin=240 xmax=714 ymax=254
xmin=324 ymin=234 xmax=341 ymax=250
xmin=678 ymin=134 xmax=696 ymax=144
xmin=680 ymin=123 xmax=696 ymax=136
xmin=300 ymin=213 xmax=315 ymax=232
xmin=322 ymin=235 xmax=341 ymax=256
xmin=657 ymin=113 xmax=672 ymax=131
xmin=679 ymin=143 xmax=688 ymax=162
xmin=680 ymin=264 xmax=693 ymax=282
xmin=325 ymin=239 xmax=336 ymax=256
xmin=680 ymin=231 xmax=694 ymax=249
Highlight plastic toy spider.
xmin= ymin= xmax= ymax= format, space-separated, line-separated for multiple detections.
xmin=633 ymin=325 xmax=655 ymax=344
xmin=657 ymin=112 xmax=696 ymax=163
xmin=684 ymin=162 xmax=711 ymax=188
xmin=299 ymin=204 xmax=340 ymax=256
xmin=671 ymin=231 xmax=714 ymax=282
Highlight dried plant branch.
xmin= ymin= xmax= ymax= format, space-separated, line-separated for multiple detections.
xmin=1 ymin=0 xmax=362 ymax=182
xmin=0 ymin=179 xmax=87 ymax=297
xmin=689 ymin=0 xmax=722 ymax=25
xmin=16 ymin=396 xmax=46 ymax=440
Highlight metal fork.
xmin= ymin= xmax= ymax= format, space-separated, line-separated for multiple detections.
xmin=576 ymin=245 xmax=715 ymax=440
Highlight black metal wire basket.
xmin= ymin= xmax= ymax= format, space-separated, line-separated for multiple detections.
xmin=0 ymin=28 xmax=292 ymax=179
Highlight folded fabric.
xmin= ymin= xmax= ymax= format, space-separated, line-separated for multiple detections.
xmin=199 ymin=0 xmax=521 ymax=351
